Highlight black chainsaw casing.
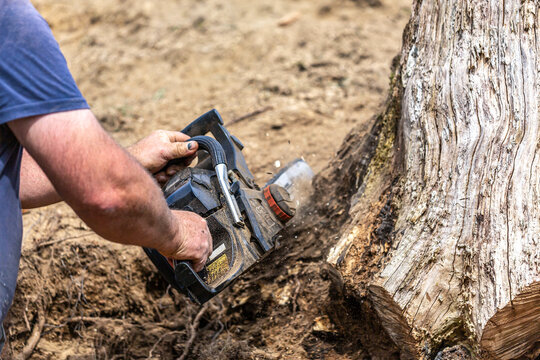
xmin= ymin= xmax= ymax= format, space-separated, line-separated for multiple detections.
xmin=143 ymin=109 xmax=290 ymax=304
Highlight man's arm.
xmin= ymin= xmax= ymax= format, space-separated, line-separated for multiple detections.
xmin=9 ymin=109 xmax=211 ymax=271
xmin=19 ymin=130 xmax=198 ymax=208
xmin=19 ymin=149 xmax=61 ymax=208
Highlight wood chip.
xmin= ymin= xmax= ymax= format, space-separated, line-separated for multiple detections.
xmin=277 ymin=11 xmax=301 ymax=27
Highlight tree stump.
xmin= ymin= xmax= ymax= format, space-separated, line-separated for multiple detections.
xmin=325 ymin=1 xmax=540 ymax=358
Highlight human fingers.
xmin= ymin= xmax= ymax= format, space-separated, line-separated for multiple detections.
xmin=166 ymin=164 xmax=183 ymax=176
xmin=168 ymin=211 xmax=212 ymax=265
xmin=190 ymin=215 xmax=212 ymax=265
xmin=164 ymin=130 xmax=191 ymax=143
xmin=192 ymin=233 xmax=212 ymax=272
xmin=169 ymin=140 xmax=198 ymax=160
xmin=154 ymin=171 xmax=168 ymax=185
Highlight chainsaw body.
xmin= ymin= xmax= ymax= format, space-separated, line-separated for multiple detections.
xmin=144 ymin=110 xmax=295 ymax=304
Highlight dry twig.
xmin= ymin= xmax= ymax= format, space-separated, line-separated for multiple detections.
xmin=64 ymin=316 xmax=110 ymax=324
xmin=15 ymin=307 xmax=46 ymax=360
xmin=147 ymin=331 xmax=183 ymax=359
xmin=177 ymin=303 xmax=209 ymax=360
xmin=22 ymin=298 xmax=31 ymax=332
xmin=36 ymin=231 xmax=94 ymax=249
xmin=291 ymin=278 xmax=302 ymax=314
xmin=227 ymin=106 xmax=273 ymax=126
xmin=19 ymin=250 xmax=56 ymax=356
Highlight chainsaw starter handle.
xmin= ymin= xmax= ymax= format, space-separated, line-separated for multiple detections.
xmin=189 ymin=135 xmax=226 ymax=167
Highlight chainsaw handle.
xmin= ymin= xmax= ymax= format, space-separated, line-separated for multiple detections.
xmin=161 ymin=135 xmax=225 ymax=172
xmin=189 ymin=136 xmax=226 ymax=167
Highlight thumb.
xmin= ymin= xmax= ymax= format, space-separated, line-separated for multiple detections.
xmin=170 ymin=140 xmax=198 ymax=159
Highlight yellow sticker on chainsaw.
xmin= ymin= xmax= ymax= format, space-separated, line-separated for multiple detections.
xmin=206 ymin=254 xmax=229 ymax=284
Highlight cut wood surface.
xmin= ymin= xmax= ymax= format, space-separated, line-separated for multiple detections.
xmin=327 ymin=0 xmax=540 ymax=358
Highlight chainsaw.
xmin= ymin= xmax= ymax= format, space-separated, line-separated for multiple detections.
xmin=143 ymin=109 xmax=312 ymax=304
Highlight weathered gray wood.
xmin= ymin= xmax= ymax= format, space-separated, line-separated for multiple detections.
xmin=327 ymin=0 xmax=540 ymax=358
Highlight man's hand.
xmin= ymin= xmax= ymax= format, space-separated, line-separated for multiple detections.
xmin=128 ymin=130 xmax=198 ymax=185
xmin=160 ymin=210 xmax=213 ymax=272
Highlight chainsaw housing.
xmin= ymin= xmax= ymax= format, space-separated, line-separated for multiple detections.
xmin=144 ymin=110 xmax=294 ymax=304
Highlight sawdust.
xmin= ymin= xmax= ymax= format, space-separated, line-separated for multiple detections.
xmin=4 ymin=0 xmax=410 ymax=358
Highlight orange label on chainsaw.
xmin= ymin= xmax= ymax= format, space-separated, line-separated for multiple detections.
xmin=206 ymin=254 xmax=229 ymax=284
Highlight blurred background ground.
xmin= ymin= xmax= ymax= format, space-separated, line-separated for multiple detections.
xmin=6 ymin=0 xmax=410 ymax=358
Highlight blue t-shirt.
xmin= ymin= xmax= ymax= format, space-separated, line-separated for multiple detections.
xmin=0 ymin=0 xmax=89 ymax=324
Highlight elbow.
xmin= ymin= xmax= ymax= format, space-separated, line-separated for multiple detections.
xmin=72 ymin=186 xmax=141 ymax=244
xmin=78 ymin=187 xmax=132 ymax=217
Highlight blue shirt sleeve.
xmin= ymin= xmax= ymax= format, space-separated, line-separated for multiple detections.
xmin=0 ymin=0 xmax=89 ymax=124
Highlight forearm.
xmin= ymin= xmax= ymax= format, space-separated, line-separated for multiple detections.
xmin=10 ymin=110 xmax=179 ymax=253
xmin=19 ymin=148 xmax=156 ymax=210
xmin=18 ymin=145 xmax=155 ymax=209
xmin=72 ymin=148 xmax=179 ymax=251
xmin=19 ymin=132 xmax=193 ymax=208
xmin=19 ymin=149 xmax=61 ymax=208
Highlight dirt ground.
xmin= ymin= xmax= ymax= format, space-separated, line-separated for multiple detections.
xmin=5 ymin=0 xmax=410 ymax=358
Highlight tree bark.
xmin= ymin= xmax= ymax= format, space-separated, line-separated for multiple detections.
xmin=325 ymin=1 xmax=540 ymax=358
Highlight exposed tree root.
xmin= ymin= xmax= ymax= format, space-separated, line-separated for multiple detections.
xmin=178 ymin=303 xmax=210 ymax=360
xmin=14 ymin=306 xmax=45 ymax=360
